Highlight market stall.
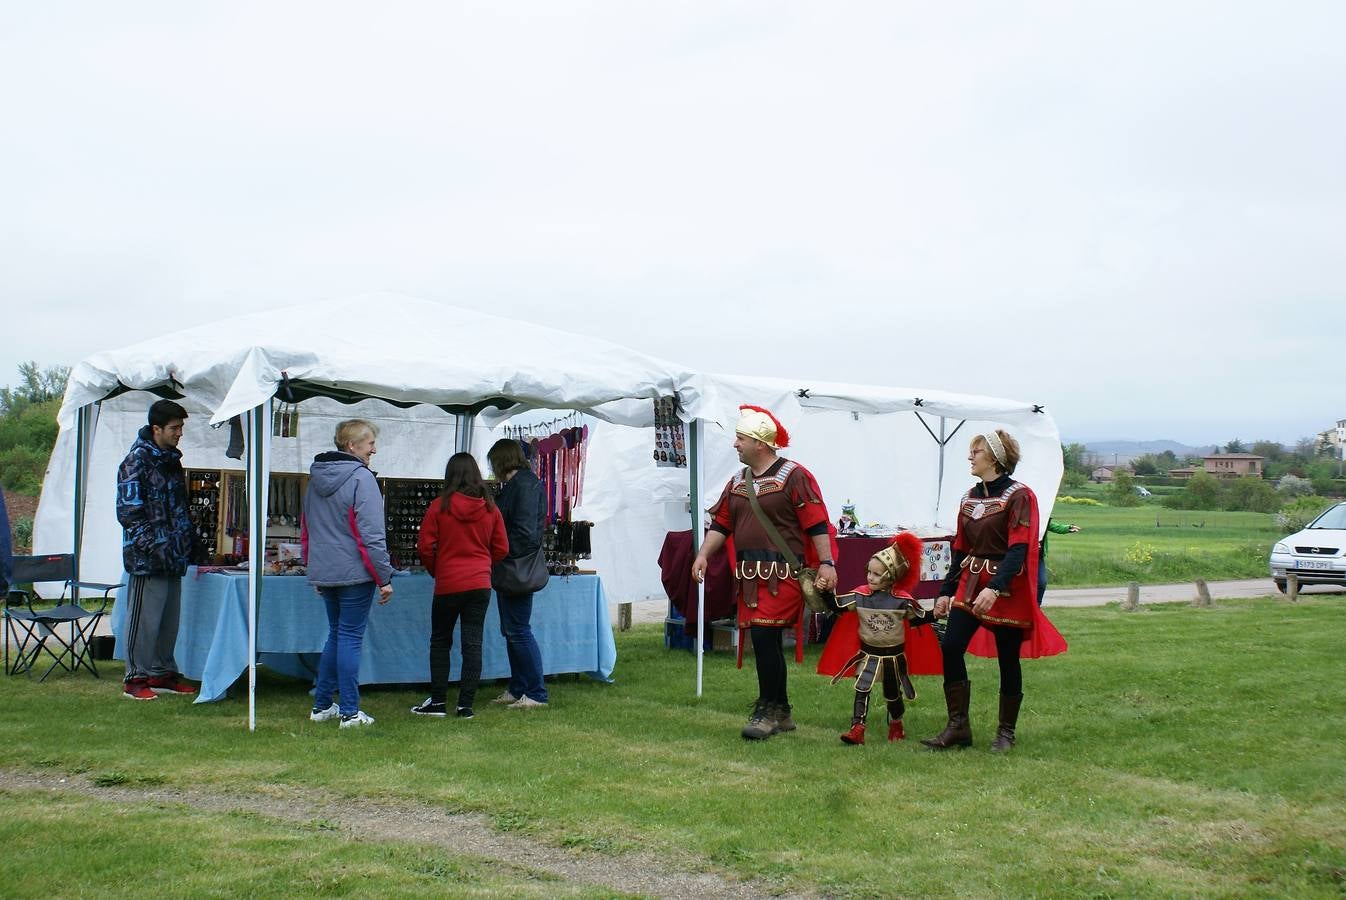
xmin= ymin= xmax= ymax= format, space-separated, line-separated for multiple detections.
xmin=38 ymin=293 xmax=711 ymax=728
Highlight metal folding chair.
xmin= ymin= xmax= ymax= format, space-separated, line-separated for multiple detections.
xmin=4 ymin=554 xmax=121 ymax=681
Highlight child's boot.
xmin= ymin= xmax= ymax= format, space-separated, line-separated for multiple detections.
xmin=841 ymin=690 xmax=870 ymax=744
xmin=887 ymin=697 xmax=907 ymax=741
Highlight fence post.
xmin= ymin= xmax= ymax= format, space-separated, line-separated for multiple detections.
xmin=1194 ymin=579 xmax=1213 ymax=608
xmin=1287 ymin=573 xmax=1300 ymax=602
xmin=618 ymin=602 xmax=632 ymax=632
xmin=1121 ymin=581 xmax=1139 ymax=612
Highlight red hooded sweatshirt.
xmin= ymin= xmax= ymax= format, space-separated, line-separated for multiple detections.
xmin=416 ymin=492 xmax=510 ymax=595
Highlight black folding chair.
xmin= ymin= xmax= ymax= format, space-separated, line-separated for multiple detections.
xmin=4 ymin=554 xmax=121 ymax=681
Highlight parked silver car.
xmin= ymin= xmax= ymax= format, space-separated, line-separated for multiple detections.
xmin=1269 ymin=501 xmax=1346 ymax=592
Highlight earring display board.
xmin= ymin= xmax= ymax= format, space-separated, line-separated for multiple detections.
xmin=187 ymin=470 xmax=223 ymax=564
xmin=381 ymin=478 xmax=442 ymax=572
xmin=653 ymin=396 xmax=686 ymax=468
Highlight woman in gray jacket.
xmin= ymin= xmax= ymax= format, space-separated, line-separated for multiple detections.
xmin=302 ymin=419 xmax=394 ymax=728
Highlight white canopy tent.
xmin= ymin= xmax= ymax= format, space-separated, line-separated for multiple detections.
xmin=38 ymin=294 xmax=1063 ymax=728
xmin=42 ymin=294 xmax=712 ymax=729
xmin=687 ymin=373 xmax=1062 ymax=530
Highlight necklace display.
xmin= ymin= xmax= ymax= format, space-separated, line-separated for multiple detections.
xmin=501 ymin=414 xmax=594 ymax=576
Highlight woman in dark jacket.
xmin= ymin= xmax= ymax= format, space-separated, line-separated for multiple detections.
xmin=412 ymin=453 xmax=509 ymax=719
xmin=487 ymin=438 xmax=549 ymax=709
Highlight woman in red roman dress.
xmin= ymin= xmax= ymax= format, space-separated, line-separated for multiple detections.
xmin=921 ymin=429 xmax=1066 ymax=752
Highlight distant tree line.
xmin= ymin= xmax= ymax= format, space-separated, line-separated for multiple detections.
xmin=0 ymin=362 xmax=69 ymax=494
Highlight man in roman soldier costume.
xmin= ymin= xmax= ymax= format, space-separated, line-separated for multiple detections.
xmin=921 ymin=429 xmax=1067 ymax=752
xmin=692 ymin=405 xmax=838 ymax=740
xmin=819 ymin=531 xmax=937 ymax=745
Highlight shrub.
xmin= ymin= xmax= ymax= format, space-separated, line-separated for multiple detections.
xmin=0 ymin=446 xmax=46 ymax=494
xmin=1163 ymin=471 xmax=1225 ymax=511
xmin=1125 ymin=541 xmax=1155 ymax=565
xmin=1056 ymin=495 xmax=1103 ymax=506
xmin=1276 ymin=496 xmax=1334 ymax=534
xmin=1277 ymin=474 xmax=1313 ymax=497
xmin=13 ymin=515 xmax=33 ymax=554
xmin=1223 ymin=476 xmax=1281 ymax=513
xmin=1108 ymin=471 xmax=1140 ymax=507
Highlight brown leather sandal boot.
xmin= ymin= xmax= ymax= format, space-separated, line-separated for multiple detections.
xmin=920 ymin=680 xmax=973 ymax=749
xmin=990 ymin=692 xmax=1023 ymax=752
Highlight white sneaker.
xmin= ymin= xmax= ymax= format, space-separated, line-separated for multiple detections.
xmin=310 ymin=703 xmax=340 ymax=722
xmin=491 ymin=691 xmax=520 ymax=705
xmin=507 ymin=696 xmax=548 ymax=710
xmin=339 ymin=710 xmax=375 ymax=728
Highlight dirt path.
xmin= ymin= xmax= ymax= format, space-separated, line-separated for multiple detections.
xmin=0 ymin=768 xmax=807 ymax=899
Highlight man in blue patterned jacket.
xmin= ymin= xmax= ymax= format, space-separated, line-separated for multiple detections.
xmin=116 ymin=399 xmax=196 ymax=700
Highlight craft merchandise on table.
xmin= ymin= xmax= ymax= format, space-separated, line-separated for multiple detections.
xmin=177 ymin=415 xmax=597 ymax=577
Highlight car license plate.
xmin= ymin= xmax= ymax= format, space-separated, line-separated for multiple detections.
xmin=1298 ymin=559 xmax=1335 ymax=570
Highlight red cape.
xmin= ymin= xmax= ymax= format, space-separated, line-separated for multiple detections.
xmin=816 ymin=589 xmax=944 ymax=678
xmin=964 ymin=486 xmax=1068 ymax=659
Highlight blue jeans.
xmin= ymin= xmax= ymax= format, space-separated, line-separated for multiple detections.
xmin=498 ymin=592 xmax=547 ymax=702
xmin=314 ymin=582 xmax=375 ymax=716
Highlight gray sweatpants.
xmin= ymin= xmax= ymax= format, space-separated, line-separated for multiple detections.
xmin=124 ymin=574 xmax=182 ymax=682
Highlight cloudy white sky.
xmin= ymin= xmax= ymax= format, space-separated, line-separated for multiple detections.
xmin=3 ymin=2 xmax=1342 ymax=445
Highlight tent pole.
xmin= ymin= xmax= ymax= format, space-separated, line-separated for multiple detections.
xmin=455 ymin=413 xmax=475 ymax=454
xmin=689 ymin=418 xmax=704 ymax=697
xmin=936 ymin=416 xmax=946 ymax=525
xmin=245 ymin=400 xmax=274 ymax=732
xmin=72 ymin=405 xmax=89 ymax=602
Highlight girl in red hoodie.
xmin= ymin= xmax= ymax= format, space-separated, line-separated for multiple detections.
xmin=411 ymin=453 xmax=509 ymax=718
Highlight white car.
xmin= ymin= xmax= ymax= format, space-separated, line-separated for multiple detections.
xmin=1270 ymin=501 xmax=1346 ymax=592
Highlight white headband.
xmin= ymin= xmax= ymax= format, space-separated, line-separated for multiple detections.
xmin=981 ymin=431 xmax=1007 ymax=467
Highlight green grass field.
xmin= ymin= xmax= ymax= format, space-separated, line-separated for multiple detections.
xmin=1046 ymin=501 xmax=1280 ymax=587
xmin=2 ymin=598 xmax=1345 ymax=896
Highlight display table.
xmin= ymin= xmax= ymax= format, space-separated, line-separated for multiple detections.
xmin=111 ymin=569 xmax=617 ymax=703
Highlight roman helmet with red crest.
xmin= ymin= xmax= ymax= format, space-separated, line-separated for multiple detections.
xmin=870 ymin=531 xmax=924 ymax=596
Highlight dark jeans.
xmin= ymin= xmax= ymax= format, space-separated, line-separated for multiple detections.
xmin=498 ymin=591 xmax=547 ymax=702
xmin=939 ymin=607 xmax=1023 ymax=696
xmin=429 ymin=588 xmax=491 ymax=708
xmin=1037 ymin=556 xmax=1048 ymax=606
xmin=314 ymin=582 xmax=375 ymax=717
xmin=750 ymin=625 xmax=789 ymax=707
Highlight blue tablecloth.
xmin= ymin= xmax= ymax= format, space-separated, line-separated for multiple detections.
xmin=111 ymin=570 xmax=617 ymax=703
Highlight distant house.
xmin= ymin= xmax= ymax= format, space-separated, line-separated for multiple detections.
xmin=1091 ymin=464 xmax=1129 ymax=482
xmin=1315 ymin=420 xmax=1345 ymax=457
xmin=1168 ymin=454 xmax=1266 ymax=480
xmin=1200 ymin=453 xmax=1265 ymax=479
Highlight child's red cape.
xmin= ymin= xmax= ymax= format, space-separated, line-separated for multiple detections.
xmin=816 ymin=590 xmax=944 ymax=678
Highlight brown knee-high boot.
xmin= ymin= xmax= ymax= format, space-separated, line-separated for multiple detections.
xmin=989 ymin=692 xmax=1023 ymax=752
xmin=920 ymin=680 xmax=972 ymax=749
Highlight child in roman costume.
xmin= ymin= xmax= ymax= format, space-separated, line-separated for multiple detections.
xmin=818 ymin=532 xmax=936 ymax=744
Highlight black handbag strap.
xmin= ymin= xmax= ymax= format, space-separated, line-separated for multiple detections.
xmin=742 ymin=468 xmax=803 ymax=571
